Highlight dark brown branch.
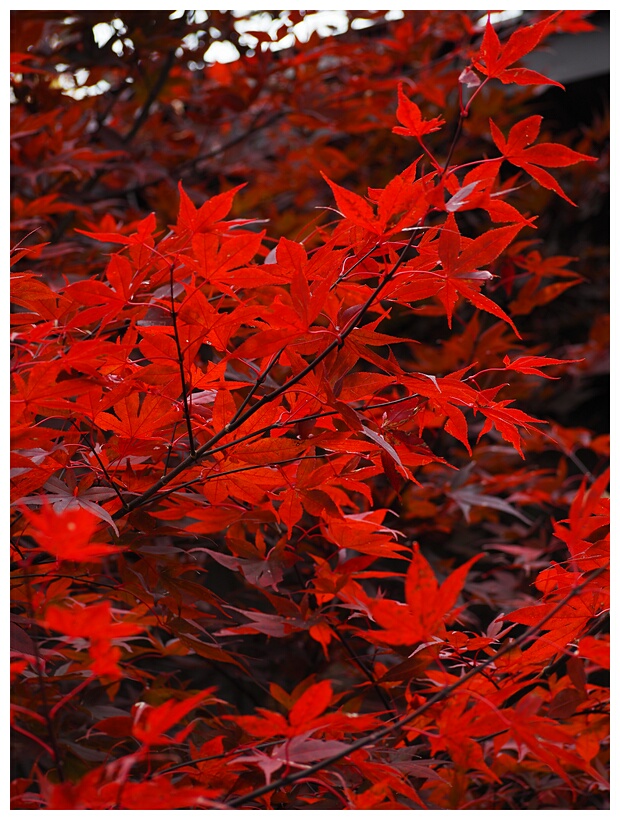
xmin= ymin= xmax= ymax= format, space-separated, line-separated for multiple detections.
xmin=153 ymin=739 xmax=281 ymax=778
xmin=122 ymin=48 xmax=176 ymax=145
xmin=230 ymin=347 xmax=284 ymax=425
xmin=330 ymin=241 xmax=380 ymax=290
xmin=102 ymin=111 xmax=284 ymax=202
xmin=148 ymin=454 xmax=335 ymax=504
xmin=163 ymin=422 xmax=179 ymax=477
xmin=48 ymin=48 xmax=176 ymax=245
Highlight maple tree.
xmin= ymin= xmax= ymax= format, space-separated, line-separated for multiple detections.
xmin=10 ymin=10 xmax=609 ymax=810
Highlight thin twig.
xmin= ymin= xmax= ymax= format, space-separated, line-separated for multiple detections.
xmin=441 ymin=76 xmax=490 ymax=178
xmin=69 ymin=420 xmax=128 ymax=510
xmin=332 ymin=627 xmax=396 ymax=715
xmin=230 ymin=348 xmax=284 ymax=424
xmin=22 ymin=567 xmax=65 ymax=782
xmin=103 ymin=111 xmax=285 ymax=201
xmin=441 ymin=117 xmax=464 ymax=177
xmin=168 ymin=262 xmax=196 ymax=455
xmin=149 ymin=453 xmax=336 ymax=503
xmin=330 ymin=242 xmax=380 ymax=290
xmin=163 ymin=422 xmax=179 ymax=477
xmin=153 ymin=739 xmax=282 ymax=778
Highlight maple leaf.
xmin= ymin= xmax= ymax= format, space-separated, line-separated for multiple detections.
xmin=502 ymin=704 xmax=609 ymax=793
xmin=362 ymin=547 xmax=480 ymax=646
xmin=191 ymin=229 xmax=265 ymax=285
xmin=346 ymin=750 xmax=427 ymax=808
xmin=14 ymin=476 xmax=120 ymax=535
xmin=441 ymin=160 xmax=534 ymax=225
xmin=11 ymin=364 xmax=94 ymax=417
xmin=321 ymin=510 xmax=408 ymax=560
xmin=76 ymin=213 xmax=158 ymax=270
xmin=428 ymin=692 xmax=502 ymax=783
xmin=175 ymin=181 xmax=246 ymax=235
xmin=577 ymin=636 xmax=609 ymax=669
xmin=288 ymin=679 xmax=333 ymax=730
xmin=236 ymin=731 xmax=351 ymax=785
xmin=368 ymin=158 xmax=428 ymax=233
xmin=448 ymin=486 xmax=533 ymax=525
xmin=392 ymin=83 xmax=445 ymax=139
xmin=320 ymin=172 xmax=380 ymax=233
xmin=503 ymin=354 xmax=583 ymax=378
xmin=220 ymin=605 xmax=306 ymax=639
xmin=200 ymin=547 xmax=284 ymax=590
xmin=490 ymin=116 xmax=597 ymax=205
xmin=393 ymin=214 xmax=522 ymax=334
xmin=550 ymin=10 xmax=597 ymax=34
xmin=131 ymin=689 xmax=217 ymax=746
xmin=95 ymin=393 xmax=181 ymax=441
xmin=40 ymin=770 xmax=217 ymax=810
xmin=43 ymin=601 xmax=143 ymax=680
xmin=475 ymin=398 xmax=544 ymax=458
xmin=553 ymin=469 xmax=609 ymax=572
xmin=473 ymin=13 xmax=564 ymax=88
xmin=20 ymin=505 xmax=121 ymax=561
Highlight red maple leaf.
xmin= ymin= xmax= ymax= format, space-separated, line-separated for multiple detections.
xmin=490 ymin=116 xmax=597 ymax=204
xmin=131 ymin=689 xmax=218 ymax=746
xmin=43 ymin=601 xmax=143 ymax=679
xmin=361 ymin=547 xmax=480 ymax=646
xmin=21 ymin=505 xmax=120 ymax=562
xmin=393 ymin=213 xmax=522 ymax=333
xmin=503 ymin=354 xmax=583 ymax=378
xmin=95 ymin=393 xmax=181 ymax=441
xmin=392 ymin=83 xmax=445 ymax=139
xmin=473 ymin=13 xmax=564 ymax=88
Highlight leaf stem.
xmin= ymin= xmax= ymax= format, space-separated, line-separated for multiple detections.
xmin=332 ymin=627 xmax=396 ymax=715
xmin=168 ymin=262 xmax=196 ymax=456
xmin=22 ymin=567 xmax=65 ymax=782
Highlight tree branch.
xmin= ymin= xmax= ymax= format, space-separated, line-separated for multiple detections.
xmin=114 ymin=230 xmax=420 ymax=518
xmin=122 ymin=48 xmax=176 ymax=145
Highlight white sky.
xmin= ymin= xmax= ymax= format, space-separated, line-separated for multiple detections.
xmin=92 ymin=11 xmax=406 ymax=66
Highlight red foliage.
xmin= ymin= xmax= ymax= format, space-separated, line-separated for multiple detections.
xmin=11 ymin=10 xmax=608 ymax=810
